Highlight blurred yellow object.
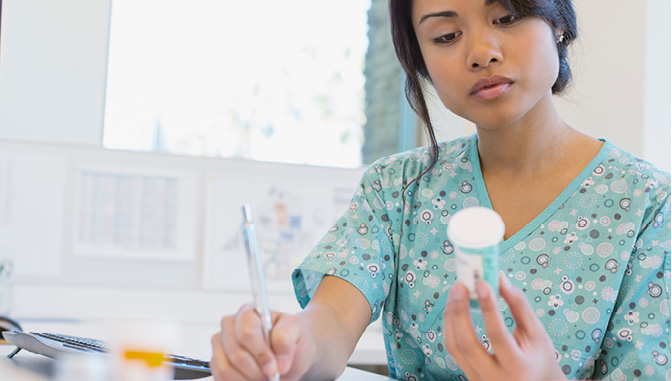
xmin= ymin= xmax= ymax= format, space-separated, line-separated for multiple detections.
xmin=123 ymin=350 xmax=166 ymax=368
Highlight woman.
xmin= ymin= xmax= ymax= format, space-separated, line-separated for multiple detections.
xmin=210 ymin=0 xmax=671 ymax=379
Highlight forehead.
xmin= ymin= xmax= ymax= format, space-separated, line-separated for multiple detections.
xmin=414 ymin=0 xmax=500 ymax=7
xmin=412 ymin=0 xmax=503 ymax=23
xmin=412 ymin=0 xmax=502 ymax=15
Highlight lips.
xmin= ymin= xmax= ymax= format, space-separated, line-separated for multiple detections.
xmin=470 ymin=75 xmax=514 ymax=100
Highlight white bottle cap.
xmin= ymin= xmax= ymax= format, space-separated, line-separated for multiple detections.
xmin=447 ymin=207 xmax=505 ymax=249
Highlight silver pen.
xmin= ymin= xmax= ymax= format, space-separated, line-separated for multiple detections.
xmin=241 ymin=204 xmax=279 ymax=381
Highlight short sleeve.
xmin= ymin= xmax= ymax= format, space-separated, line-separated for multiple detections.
xmin=592 ymin=191 xmax=671 ymax=380
xmin=292 ymin=166 xmax=398 ymax=325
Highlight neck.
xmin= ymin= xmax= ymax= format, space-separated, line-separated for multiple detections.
xmin=475 ymin=94 xmax=578 ymax=176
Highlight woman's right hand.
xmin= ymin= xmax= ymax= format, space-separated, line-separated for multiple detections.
xmin=210 ymin=304 xmax=317 ymax=380
xmin=211 ymin=276 xmax=372 ymax=380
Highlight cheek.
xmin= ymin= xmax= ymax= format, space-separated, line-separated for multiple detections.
xmin=523 ymin=34 xmax=560 ymax=85
xmin=424 ymin=58 xmax=466 ymax=109
xmin=433 ymin=79 xmax=465 ymax=115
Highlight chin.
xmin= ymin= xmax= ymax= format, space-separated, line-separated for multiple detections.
xmin=447 ymin=99 xmax=525 ymax=130
xmin=467 ymin=112 xmax=524 ymax=131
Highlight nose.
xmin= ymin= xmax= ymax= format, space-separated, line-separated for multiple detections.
xmin=466 ymin=32 xmax=503 ymax=70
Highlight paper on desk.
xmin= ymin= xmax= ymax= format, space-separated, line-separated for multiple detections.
xmin=0 ymin=152 xmax=65 ymax=277
xmin=175 ymin=367 xmax=391 ymax=380
xmin=72 ymin=164 xmax=199 ymax=261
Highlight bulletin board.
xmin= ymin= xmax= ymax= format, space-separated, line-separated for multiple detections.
xmin=201 ymin=164 xmax=363 ymax=294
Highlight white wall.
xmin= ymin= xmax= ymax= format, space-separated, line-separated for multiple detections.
xmin=427 ymin=0 xmax=671 ymax=172
xmin=642 ymin=0 xmax=671 ymax=171
xmin=0 ymin=0 xmax=669 ymax=169
xmin=1 ymin=0 xmax=669 ymax=167
xmin=0 ymin=0 xmax=110 ymax=145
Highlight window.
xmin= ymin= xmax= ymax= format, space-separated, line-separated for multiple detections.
xmin=103 ymin=0 xmax=377 ymax=168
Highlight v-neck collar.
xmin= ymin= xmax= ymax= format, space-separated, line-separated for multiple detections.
xmin=467 ymin=133 xmax=613 ymax=253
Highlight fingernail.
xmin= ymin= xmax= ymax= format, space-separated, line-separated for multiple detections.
xmin=276 ymin=354 xmax=291 ymax=374
xmin=262 ymin=361 xmax=278 ymax=379
xmin=450 ymin=284 xmax=464 ymax=301
xmin=476 ymin=281 xmax=489 ymax=300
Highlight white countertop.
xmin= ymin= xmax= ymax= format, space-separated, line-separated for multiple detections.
xmin=0 ymin=318 xmax=390 ymax=380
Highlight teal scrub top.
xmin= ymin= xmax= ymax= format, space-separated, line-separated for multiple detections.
xmin=293 ymin=134 xmax=671 ymax=380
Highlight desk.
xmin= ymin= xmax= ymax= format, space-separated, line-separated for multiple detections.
xmin=0 ymin=319 xmax=390 ymax=381
xmin=0 ymin=357 xmax=49 ymax=381
xmin=2 ymin=314 xmax=387 ymax=366
xmin=0 ymin=352 xmax=389 ymax=381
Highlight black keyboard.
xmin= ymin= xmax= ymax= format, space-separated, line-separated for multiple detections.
xmin=3 ymin=331 xmax=211 ymax=379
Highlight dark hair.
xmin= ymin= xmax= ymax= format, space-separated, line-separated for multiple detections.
xmin=389 ymin=0 xmax=577 ymax=182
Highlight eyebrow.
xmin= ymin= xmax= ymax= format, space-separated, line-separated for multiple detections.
xmin=418 ymin=10 xmax=458 ymax=25
xmin=418 ymin=0 xmax=499 ymax=26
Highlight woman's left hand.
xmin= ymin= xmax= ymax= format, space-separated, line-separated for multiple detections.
xmin=443 ymin=274 xmax=567 ymax=381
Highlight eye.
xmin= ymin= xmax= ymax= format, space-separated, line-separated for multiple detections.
xmin=432 ymin=31 xmax=462 ymax=45
xmin=494 ymin=14 xmax=523 ymax=26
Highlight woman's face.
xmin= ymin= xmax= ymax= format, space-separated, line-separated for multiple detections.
xmin=412 ymin=0 xmax=560 ymax=129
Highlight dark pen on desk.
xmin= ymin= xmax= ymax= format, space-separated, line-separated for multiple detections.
xmin=241 ymin=204 xmax=280 ymax=381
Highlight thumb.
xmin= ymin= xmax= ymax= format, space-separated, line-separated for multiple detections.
xmin=270 ymin=314 xmax=302 ymax=375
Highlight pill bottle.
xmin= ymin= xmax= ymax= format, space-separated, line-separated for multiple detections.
xmin=447 ymin=207 xmax=504 ymax=310
xmin=55 ymin=353 xmax=110 ymax=381
xmin=107 ymin=320 xmax=179 ymax=381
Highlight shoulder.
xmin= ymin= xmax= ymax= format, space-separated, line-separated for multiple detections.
xmin=364 ymin=134 xmax=474 ymax=184
xmin=593 ymin=140 xmax=670 ymax=214
xmin=597 ymin=141 xmax=670 ymax=192
xmin=599 ymin=141 xmax=670 ymax=182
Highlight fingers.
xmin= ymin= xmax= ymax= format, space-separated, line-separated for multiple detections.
xmin=443 ymin=283 xmax=495 ymax=379
xmin=443 ymin=286 xmax=476 ymax=378
xmin=210 ymin=307 xmax=305 ymax=381
xmin=475 ymin=278 xmax=521 ymax=364
xmin=269 ymin=314 xmax=302 ymax=376
xmin=209 ymin=304 xmax=279 ymax=380
xmin=498 ymin=274 xmax=545 ymax=335
xmin=217 ymin=314 xmax=267 ymax=380
xmin=235 ymin=305 xmax=280 ymax=379
xmin=210 ymin=332 xmax=248 ymax=381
